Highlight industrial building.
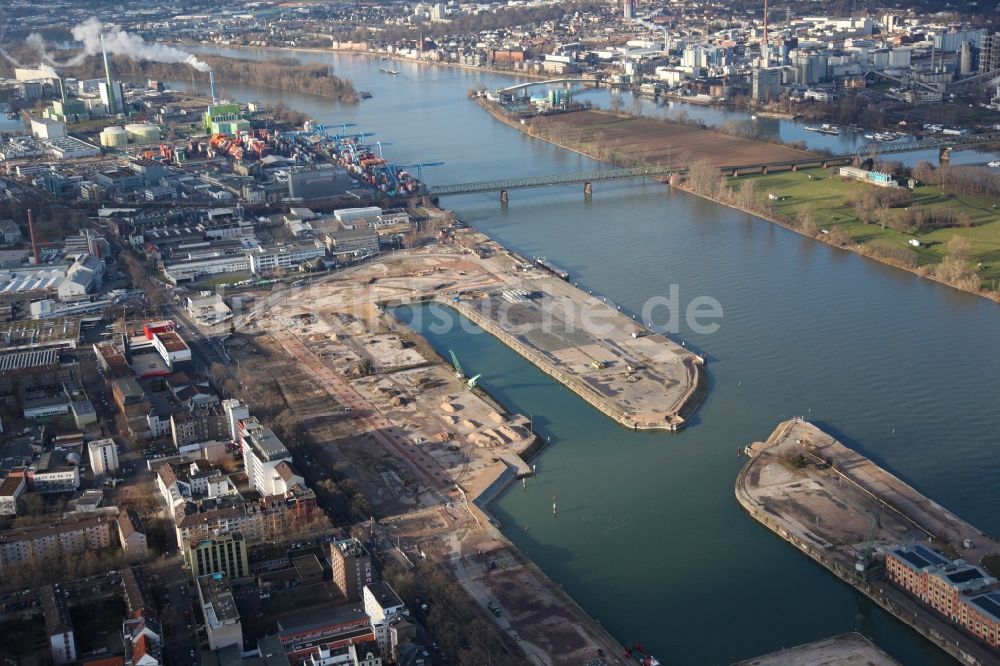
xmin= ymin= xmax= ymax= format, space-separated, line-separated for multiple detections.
xmin=204 ymin=103 xmax=251 ymax=135
xmin=287 ymin=166 xmax=355 ymax=199
xmin=886 ymin=544 xmax=1000 ymax=649
xmin=248 ymin=243 xmax=326 ymax=275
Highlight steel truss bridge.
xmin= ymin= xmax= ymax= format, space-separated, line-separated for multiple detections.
xmin=857 ymin=131 xmax=1000 ymax=156
xmin=427 ymin=166 xmax=673 ymax=197
xmin=425 ymin=132 xmax=1000 ymax=197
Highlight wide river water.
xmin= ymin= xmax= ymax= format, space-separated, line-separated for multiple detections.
xmin=190 ymin=47 xmax=999 ymax=664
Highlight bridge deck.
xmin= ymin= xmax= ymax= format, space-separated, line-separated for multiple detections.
xmin=426 ymin=132 xmax=1000 ymax=196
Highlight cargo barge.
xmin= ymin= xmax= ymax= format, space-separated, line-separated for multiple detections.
xmin=534 ymin=257 xmax=569 ymax=280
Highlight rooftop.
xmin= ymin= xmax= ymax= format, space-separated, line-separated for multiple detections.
xmin=247 ymin=426 xmax=289 ymax=462
xmin=365 ymin=581 xmax=404 ymax=611
xmin=0 ymin=317 xmax=81 ymax=350
xmin=0 ymin=475 xmax=24 ymax=497
xmin=969 ymin=592 xmax=1000 ymax=625
xmin=199 ymin=573 xmax=241 ymax=627
xmin=156 ymin=331 xmax=189 ymax=352
xmin=891 ymin=544 xmax=949 ymax=571
xmin=0 ymin=348 xmax=59 ymax=372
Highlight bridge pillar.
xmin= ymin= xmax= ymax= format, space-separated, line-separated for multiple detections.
xmin=821 ymin=161 xmax=828 ymax=169
xmin=500 ymin=189 xmax=509 ymax=203
xmin=583 ymin=182 xmax=592 ymax=196
xmin=939 ymin=147 xmax=951 ymax=165
xmin=791 ymin=164 xmax=798 ymax=172
xmin=761 ymin=166 xmax=768 ymax=175
xmin=732 ymin=169 xmax=739 ymax=177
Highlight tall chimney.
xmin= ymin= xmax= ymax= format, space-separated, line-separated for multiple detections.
xmin=209 ymin=70 xmax=217 ymax=105
xmin=101 ymin=34 xmax=117 ymax=114
xmin=27 ymin=209 xmax=40 ymax=265
xmin=58 ymin=76 xmax=67 ymax=104
xmin=762 ymin=0 xmax=769 ymax=67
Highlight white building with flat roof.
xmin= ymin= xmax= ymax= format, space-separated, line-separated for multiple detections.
xmin=87 ymin=438 xmax=119 ymax=478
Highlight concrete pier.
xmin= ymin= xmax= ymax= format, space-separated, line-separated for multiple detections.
xmin=440 ymin=268 xmax=705 ymax=431
xmin=736 ymin=419 xmax=1000 ymax=665
xmin=731 ymin=632 xmax=900 ymax=666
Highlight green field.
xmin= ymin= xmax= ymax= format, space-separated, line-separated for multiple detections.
xmin=737 ymin=167 xmax=1000 ymax=287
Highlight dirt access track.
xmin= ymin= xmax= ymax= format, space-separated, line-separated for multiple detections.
xmin=530 ymin=109 xmax=812 ymax=167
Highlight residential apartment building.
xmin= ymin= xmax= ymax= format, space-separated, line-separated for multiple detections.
xmin=0 ymin=474 xmax=26 ymax=515
xmin=363 ymin=582 xmax=407 ymax=660
xmin=171 ymin=403 xmax=227 ymax=449
xmin=222 ymin=399 xmax=249 ymax=444
xmin=240 ymin=418 xmax=294 ymax=495
xmin=117 ymin=509 xmax=149 ymax=562
xmin=88 ymin=437 xmax=119 ymax=478
xmin=172 ymin=486 xmax=317 ymax=548
xmin=330 ymin=538 xmax=374 ymax=602
xmin=185 ymin=531 xmax=249 ymax=581
xmin=29 ymin=451 xmax=80 ymax=493
xmin=41 ymin=585 xmax=76 ymax=665
xmin=752 ymin=67 xmax=783 ymax=103
xmin=0 ymin=514 xmax=113 ymax=569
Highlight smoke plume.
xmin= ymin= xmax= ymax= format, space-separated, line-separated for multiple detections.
xmin=29 ymin=17 xmax=210 ymax=72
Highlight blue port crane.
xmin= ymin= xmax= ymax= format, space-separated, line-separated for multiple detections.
xmin=375 ymin=141 xmax=394 ymax=159
xmin=393 ymin=161 xmax=445 ymax=182
xmin=313 ymin=122 xmax=358 ymax=137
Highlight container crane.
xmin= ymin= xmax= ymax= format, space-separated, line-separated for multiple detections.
xmin=394 ymin=161 xmax=444 ymax=182
xmin=375 ymin=141 xmax=394 ymax=159
xmin=855 ymin=510 xmax=881 ymax=579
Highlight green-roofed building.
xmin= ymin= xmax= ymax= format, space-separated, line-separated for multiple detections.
xmin=204 ymin=103 xmax=251 ymax=134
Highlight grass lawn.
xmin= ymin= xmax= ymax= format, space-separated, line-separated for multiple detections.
xmin=737 ymin=167 xmax=1000 ymax=287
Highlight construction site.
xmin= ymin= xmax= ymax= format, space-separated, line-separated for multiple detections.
xmin=736 ymin=419 xmax=1000 ymax=665
xmin=223 ymin=226 xmax=715 ymax=660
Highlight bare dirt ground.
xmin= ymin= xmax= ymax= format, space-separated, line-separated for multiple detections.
xmin=531 ymin=110 xmax=811 ymax=167
xmin=222 ymin=241 xmax=630 ymax=662
xmin=731 ymin=631 xmax=900 ymax=666
xmin=380 ymin=505 xmax=624 ymax=666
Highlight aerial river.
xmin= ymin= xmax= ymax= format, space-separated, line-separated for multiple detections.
xmin=190 ymin=47 xmax=999 ymax=664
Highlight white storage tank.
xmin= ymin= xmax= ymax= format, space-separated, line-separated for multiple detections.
xmin=100 ymin=125 xmax=127 ymax=148
xmin=124 ymin=122 xmax=160 ymax=145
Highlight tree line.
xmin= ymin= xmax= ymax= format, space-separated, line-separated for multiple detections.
xmin=65 ymin=54 xmax=359 ymax=104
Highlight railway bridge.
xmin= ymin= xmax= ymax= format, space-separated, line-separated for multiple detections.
xmin=424 ymin=132 xmax=1000 ymax=201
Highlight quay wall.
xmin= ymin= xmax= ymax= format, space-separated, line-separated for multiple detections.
xmin=432 ymin=296 xmax=702 ymax=432
xmin=735 ymin=421 xmax=987 ymax=665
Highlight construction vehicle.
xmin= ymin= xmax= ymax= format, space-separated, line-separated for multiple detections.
xmin=467 ymin=374 xmax=481 ymax=390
